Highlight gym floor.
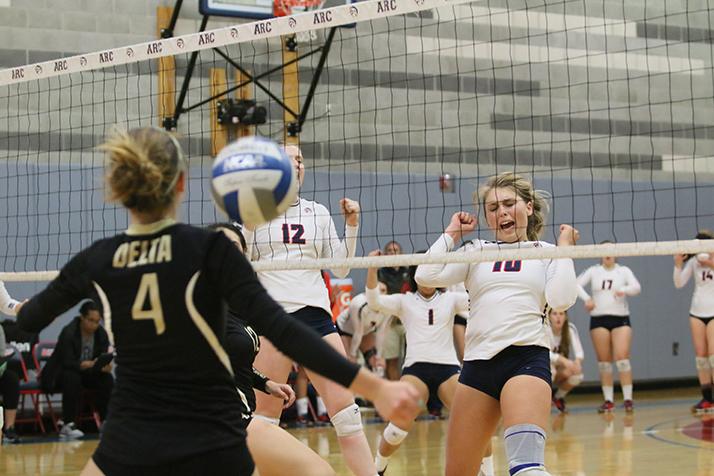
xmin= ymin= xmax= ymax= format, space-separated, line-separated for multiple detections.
xmin=0 ymin=388 xmax=711 ymax=475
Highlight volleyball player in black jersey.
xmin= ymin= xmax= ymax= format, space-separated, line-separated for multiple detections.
xmin=16 ymin=127 xmax=419 ymax=476
xmin=213 ymin=222 xmax=336 ymax=476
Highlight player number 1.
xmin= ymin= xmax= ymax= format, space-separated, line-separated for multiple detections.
xmin=132 ymin=272 xmax=166 ymax=335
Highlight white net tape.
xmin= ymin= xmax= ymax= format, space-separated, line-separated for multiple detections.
xmin=0 ymin=0 xmax=479 ymax=87
xmin=2 ymin=239 xmax=713 ymax=282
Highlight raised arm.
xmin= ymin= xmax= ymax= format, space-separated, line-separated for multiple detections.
xmin=322 ymin=202 xmax=359 ymax=278
xmin=415 ymin=212 xmax=475 ymax=288
xmin=545 ymin=225 xmax=579 ymax=311
xmin=366 ymin=253 xmax=403 ymax=317
xmin=673 ymin=255 xmax=693 ymax=288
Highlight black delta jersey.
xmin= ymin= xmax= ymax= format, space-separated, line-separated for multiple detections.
xmin=226 ymin=313 xmax=269 ymax=417
xmin=18 ymin=221 xmax=359 ymax=465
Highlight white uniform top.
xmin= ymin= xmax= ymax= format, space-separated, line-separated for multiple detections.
xmin=366 ymin=287 xmax=468 ymax=367
xmin=244 ymin=197 xmax=358 ymax=314
xmin=576 ymin=264 xmax=641 ymax=317
xmin=0 ymin=281 xmax=20 ymax=316
xmin=673 ymin=257 xmax=714 ymax=318
xmin=415 ymin=234 xmax=577 ymax=361
xmin=546 ymin=322 xmax=585 ymax=365
xmin=336 ymin=293 xmax=390 ymax=358
xmin=448 ymin=282 xmax=469 ymax=319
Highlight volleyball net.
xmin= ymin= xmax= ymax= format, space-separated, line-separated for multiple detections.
xmin=1 ymin=0 xmax=714 ymax=280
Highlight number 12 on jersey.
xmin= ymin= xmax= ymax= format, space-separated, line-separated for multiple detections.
xmin=281 ymin=224 xmax=306 ymax=244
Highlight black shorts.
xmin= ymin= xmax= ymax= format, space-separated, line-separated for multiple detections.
xmin=292 ymin=306 xmax=337 ymax=336
xmin=402 ymin=362 xmax=460 ymax=401
xmin=590 ymin=315 xmax=631 ymax=331
xmin=93 ymin=443 xmax=253 ymax=476
xmin=459 ymin=345 xmax=551 ymax=400
xmin=335 ymin=322 xmax=352 ymax=337
xmin=691 ymin=315 xmax=714 ymax=325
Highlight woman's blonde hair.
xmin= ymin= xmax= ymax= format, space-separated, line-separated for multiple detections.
xmin=475 ymin=172 xmax=549 ymax=241
xmin=101 ymin=127 xmax=186 ymax=214
xmin=549 ymin=308 xmax=572 ymax=358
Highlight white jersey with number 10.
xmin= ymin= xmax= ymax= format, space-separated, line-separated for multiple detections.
xmin=415 ymin=235 xmax=577 ymax=361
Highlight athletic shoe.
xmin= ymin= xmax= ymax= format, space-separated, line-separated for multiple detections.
xmin=2 ymin=426 xmax=20 ymax=444
xmin=597 ymin=401 xmax=615 ymax=413
xmin=553 ymin=397 xmax=567 ymax=413
xmin=295 ymin=414 xmax=311 ymax=427
xmin=624 ymin=399 xmax=634 ymax=413
xmin=59 ymin=422 xmax=84 ymax=440
xmin=316 ymin=413 xmax=330 ymax=424
xmin=692 ymin=399 xmax=713 ymax=414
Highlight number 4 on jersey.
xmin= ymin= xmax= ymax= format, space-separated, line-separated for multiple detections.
xmin=132 ymin=273 xmax=166 ymax=335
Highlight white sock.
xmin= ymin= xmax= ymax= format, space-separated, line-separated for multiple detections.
xmin=554 ymin=388 xmax=569 ymax=399
xmin=602 ymin=385 xmax=614 ymax=402
xmin=375 ymin=452 xmax=390 ymax=472
xmin=622 ymin=384 xmax=633 ymax=401
xmin=480 ymin=455 xmax=495 ymax=476
xmin=316 ymin=396 xmax=327 ymax=415
xmin=296 ymin=397 xmax=309 ymax=416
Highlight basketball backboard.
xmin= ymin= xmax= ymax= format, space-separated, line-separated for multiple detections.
xmin=199 ymin=0 xmax=352 ymax=19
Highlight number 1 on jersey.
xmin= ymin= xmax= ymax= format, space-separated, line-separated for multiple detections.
xmin=132 ymin=273 xmax=166 ymax=335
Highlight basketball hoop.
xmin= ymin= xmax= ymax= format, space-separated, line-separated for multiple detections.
xmin=273 ymin=0 xmax=324 ymax=17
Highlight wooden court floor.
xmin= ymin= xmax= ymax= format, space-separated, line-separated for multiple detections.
xmin=2 ymin=388 xmax=714 ymax=475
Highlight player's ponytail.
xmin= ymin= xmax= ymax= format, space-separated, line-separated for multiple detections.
xmin=476 ymin=172 xmax=550 ymax=241
xmin=101 ymin=127 xmax=185 ymax=214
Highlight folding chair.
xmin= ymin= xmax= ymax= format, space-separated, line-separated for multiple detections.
xmin=8 ymin=344 xmax=45 ymax=433
xmin=32 ymin=341 xmax=60 ymax=432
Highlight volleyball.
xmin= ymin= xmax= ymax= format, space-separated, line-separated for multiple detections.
xmin=211 ymin=136 xmax=298 ymax=225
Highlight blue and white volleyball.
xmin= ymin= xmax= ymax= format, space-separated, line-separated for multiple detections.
xmin=211 ymin=136 xmax=298 ymax=225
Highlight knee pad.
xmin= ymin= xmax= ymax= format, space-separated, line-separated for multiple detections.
xmin=696 ymin=357 xmax=710 ymax=370
xmin=615 ymin=359 xmax=631 ymax=372
xmin=708 ymin=355 xmax=714 ymax=369
xmin=598 ymin=361 xmax=613 ymax=374
xmin=330 ymin=403 xmax=363 ymax=437
xmin=253 ymin=414 xmax=280 ymax=426
xmin=504 ymin=424 xmax=546 ymax=476
xmin=567 ymin=374 xmax=583 ymax=386
xmin=382 ymin=422 xmax=409 ymax=445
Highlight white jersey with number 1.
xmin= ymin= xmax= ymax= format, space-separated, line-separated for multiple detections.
xmin=366 ymin=287 xmax=468 ymax=367
xmin=243 ymin=197 xmax=358 ymax=314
